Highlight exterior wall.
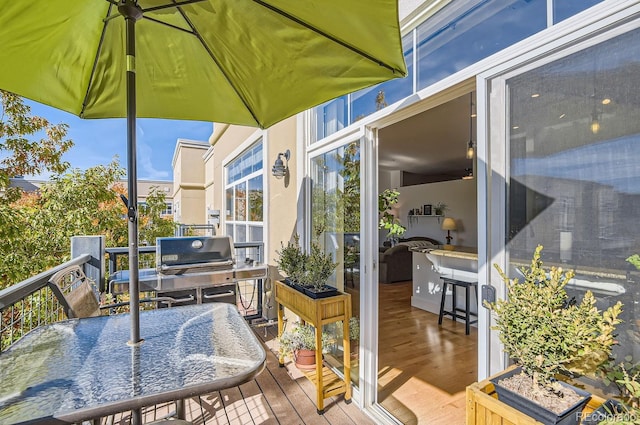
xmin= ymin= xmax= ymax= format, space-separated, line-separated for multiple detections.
xmin=207 ymin=124 xmax=257 ymax=238
xmin=172 ymin=139 xmax=208 ymax=225
xmin=204 ymin=118 xmax=297 ymax=321
xmin=206 ymin=118 xmax=298 ymax=266
xmin=264 ymin=118 xmax=298 ymax=267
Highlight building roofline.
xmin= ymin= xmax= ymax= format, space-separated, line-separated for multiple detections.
xmin=172 ymin=138 xmax=210 ymax=167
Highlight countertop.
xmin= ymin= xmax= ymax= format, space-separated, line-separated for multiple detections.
xmin=410 ymin=246 xmax=478 ymax=260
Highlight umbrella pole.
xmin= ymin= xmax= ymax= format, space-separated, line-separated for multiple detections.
xmin=121 ymin=1 xmax=143 ymax=347
xmin=120 ymin=3 xmax=144 ymax=424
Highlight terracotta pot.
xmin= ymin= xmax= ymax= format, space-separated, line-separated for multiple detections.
xmin=294 ymin=349 xmax=316 ymax=370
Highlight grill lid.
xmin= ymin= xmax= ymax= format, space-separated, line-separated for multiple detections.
xmin=156 ymin=236 xmax=234 ymax=272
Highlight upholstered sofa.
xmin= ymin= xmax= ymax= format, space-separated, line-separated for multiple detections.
xmin=378 ymin=237 xmax=441 ymax=284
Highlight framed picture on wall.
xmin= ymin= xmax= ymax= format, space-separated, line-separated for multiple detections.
xmin=423 ymin=204 xmax=432 ymax=216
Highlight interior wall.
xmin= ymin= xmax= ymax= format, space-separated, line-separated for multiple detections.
xmin=380 ymin=170 xmax=478 ymax=247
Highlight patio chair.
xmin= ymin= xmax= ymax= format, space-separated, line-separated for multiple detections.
xmin=48 ymin=265 xmax=102 ymax=318
xmin=47 ymin=264 xmax=177 ymax=319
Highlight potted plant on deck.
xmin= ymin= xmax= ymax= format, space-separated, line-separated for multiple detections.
xmin=300 ymin=242 xmax=338 ymax=298
xmin=279 ymin=322 xmax=331 ymax=370
xmin=483 ymin=245 xmax=623 ymax=425
xmin=275 ymin=235 xmax=338 ymax=299
xmin=275 ymin=234 xmax=306 ymax=288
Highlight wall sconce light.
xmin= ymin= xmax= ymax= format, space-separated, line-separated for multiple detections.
xmin=271 ymin=149 xmax=290 ymax=179
xmin=441 ymin=217 xmax=457 ymax=250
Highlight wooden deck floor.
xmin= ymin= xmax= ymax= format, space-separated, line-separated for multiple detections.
xmin=107 ymin=324 xmax=373 ymax=425
xmin=107 ymin=281 xmax=474 ymax=425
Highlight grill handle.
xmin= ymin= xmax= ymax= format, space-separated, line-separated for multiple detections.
xmin=159 ymin=295 xmax=195 ymax=305
xmin=203 ymin=290 xmax=235 ymax=299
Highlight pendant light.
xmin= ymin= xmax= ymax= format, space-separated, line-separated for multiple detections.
xmin=466 ymin=92 xmax=474 ymax=159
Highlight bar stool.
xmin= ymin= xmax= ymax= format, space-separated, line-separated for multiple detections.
xmin=438 ymin=277 xmax=478 ymax=335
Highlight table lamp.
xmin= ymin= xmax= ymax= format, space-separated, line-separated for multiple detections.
xmin=441 ymin=217 xmax=456 ymax=250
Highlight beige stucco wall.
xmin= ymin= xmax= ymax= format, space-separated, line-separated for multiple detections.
xmin=172 ymin=139 xmax=208 ymax=225
xmin=205 ymin=118 xmax=298 ymax=320
xmin=206 ymin=118 xmax=299 ymax=266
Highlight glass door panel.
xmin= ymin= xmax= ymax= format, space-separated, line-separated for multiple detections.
xmin=310 ymin=141 xmax=361 ymax=387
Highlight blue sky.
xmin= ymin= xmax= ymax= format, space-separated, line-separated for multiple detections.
xmin=26 ymin=100 xmax=213 ymax=181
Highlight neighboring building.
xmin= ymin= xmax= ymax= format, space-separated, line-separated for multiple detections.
xmin=6 ymin=177 xmax=47 ymax=194
xmin=172 ymin=138 xmax=209 ymax=225
xmin=173 ymin=1 xmax=640 ymax=423
xmin=133 ymin=179 xmax=174 ymax=218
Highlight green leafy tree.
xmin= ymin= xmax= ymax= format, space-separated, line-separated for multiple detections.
xmin=0 ymin=91 xmax=72 ymax=201
xmin=138 ymin=186 xmax=176 ymax=246
xmin=0 ymin=91 xmax=73 ymax=250
xmin=0 ymin=161 xmax=177 ymax=289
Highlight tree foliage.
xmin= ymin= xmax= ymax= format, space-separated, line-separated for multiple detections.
xmin=0 ymin=90 xmax=72 ymax=201
xmin=0 ymin=161 xmax=177 ymax=290
xmin=0 ymin=92 xmax=177 ymax=290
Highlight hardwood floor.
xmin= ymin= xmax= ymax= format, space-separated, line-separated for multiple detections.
xmin=377 ymin=281 xmax=477 ymax=425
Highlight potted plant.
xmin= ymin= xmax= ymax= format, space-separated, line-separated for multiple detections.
xmin=275 ymin=235 xmax=338 ymax=298
xmin=485 ymin=245 xmax=623 ymax=425
xmin=378 ymin=188 xmax=406 ymax=245
xmin=275 ymin=234 xmax=306 ymax=288
xmin=300 ymin=242 xmax=338 ymax=298
xmin=434 ymin=201 xmax=448 ymax=216
xmin=582 ymin=254 xmax=640 ymax=424
xmin=279 ymin=322 xmax=331 ymax=370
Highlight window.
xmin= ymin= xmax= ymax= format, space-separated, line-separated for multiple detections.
xmin=310 ymin=141 xmax=360 ymax=386
xmin=316 ymin=0 xmax=613 ymax=142
xmin=225 ymin=140 xmax=264 ymax=248
xmin=505 ymin=27 xmax=640 ymax=369
xmin=161 ymin=202 xmax=172 ymax=216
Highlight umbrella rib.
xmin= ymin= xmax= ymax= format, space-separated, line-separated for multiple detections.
xmin=81 ymin=3 xmax=116 ymax=118
xmin=143 ymin=16 xmax=196 ymax=35
xmin=141 ymin=0 xmax=206 ymax=13
xmin=251 ymin=0 xmax=404 ymax=75
xmin=172 ymin=2 xmax=263 ymax=126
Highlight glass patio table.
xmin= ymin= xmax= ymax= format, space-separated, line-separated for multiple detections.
xmin=0 ymin=303 xmax=266 ymax=424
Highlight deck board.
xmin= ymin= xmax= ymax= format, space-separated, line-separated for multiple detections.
xmin=105 ymin=322 xmax=367 ymax=425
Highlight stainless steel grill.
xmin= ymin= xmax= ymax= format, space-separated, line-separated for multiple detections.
xmin=108 ymin=236 xmax=267 ymax=318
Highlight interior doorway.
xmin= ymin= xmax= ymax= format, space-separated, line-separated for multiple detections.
xmin=376 ymin=89 xmax=479 ymax=424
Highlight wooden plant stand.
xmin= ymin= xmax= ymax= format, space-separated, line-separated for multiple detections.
xmin=275 ymin=280 xmax=352 ymax=414
xmin=466 ymin=366 xmax=605 ymax=425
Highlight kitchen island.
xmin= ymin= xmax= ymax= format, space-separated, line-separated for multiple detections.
xmin=410 ymin=246 xmax=478 ymax=319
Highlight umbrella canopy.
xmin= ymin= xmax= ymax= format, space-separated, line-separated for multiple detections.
xmin=0 ymin=0 xmax=406 ymax=129
xmin=0 ymin=0 xmax=406 ymax=352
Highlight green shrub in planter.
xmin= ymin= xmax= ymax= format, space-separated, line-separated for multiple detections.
xmin=300 ymin=242 xmax=337 ymax=290
xmin=487 ymin=245 xmax=623 ymax=390
xmin=275 ymin=234 xmax=306 ymax=284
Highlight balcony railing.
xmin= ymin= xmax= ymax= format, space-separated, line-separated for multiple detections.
xmin=1 ymin=237 xmax=265 ymax=352
xmin=0 ymin=254 xmax=91 ymax=352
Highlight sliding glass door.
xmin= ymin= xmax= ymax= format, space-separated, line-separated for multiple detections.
xmin=309 ymin=141 xmax=361 ymax=387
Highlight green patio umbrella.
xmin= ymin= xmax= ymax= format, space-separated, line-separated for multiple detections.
xmin=0 ymin=0 xmax=406 ymax=346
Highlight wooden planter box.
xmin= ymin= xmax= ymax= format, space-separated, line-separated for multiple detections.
xmin=466 ymin=367 xmax=605 ymax=425
xmin=275 ymin=280 xmax=352 ymax=414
